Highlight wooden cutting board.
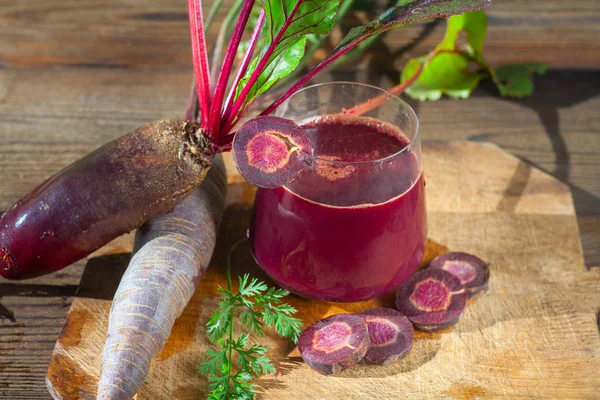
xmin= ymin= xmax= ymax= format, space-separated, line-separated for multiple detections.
xmin=46 ymin=141 xmax=600 ymax=400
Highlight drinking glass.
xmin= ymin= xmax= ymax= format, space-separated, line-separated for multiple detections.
xmin=249 ymin=82 xmax=426 ymax=302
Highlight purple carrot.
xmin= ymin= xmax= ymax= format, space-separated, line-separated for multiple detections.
xmin=298 ymin=314 xmax=370 ymax=375
xmin=97 ymin=156 xmax=227 ymax=400
xmin=0 ymin=119 xmax=213 ymax=280
xmin=428 ymin=252 xmax=490 ymax=298
xmin=231 ymin=115 xmax=313 ymax=188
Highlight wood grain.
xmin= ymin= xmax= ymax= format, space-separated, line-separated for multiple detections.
xmin=0 ymin=0 xmax=598 ymax=398
xmin=1 ymin=68 xmax=598 ymax=264
xmin=45 ymin=143 xmax=600 ymax=399
xmin=1 ymin=69 xmax=598 ymax=400
xmin=0 ymin=0 xmax=598 ymax=69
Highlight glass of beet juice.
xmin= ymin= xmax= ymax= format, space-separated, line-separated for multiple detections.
xmin=249 ymin=82 xmax=426 ymax=302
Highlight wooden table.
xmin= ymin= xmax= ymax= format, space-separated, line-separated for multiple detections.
xmin=0 ymin=1 xmax=598 ymax=399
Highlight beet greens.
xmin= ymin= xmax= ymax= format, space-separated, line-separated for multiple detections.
xmin=401 ymin=9 xmax=548 ymax=101
xmin=199 ymin=0 xmax=495 ymax=140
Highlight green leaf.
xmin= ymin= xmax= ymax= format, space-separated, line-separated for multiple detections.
xmin=437 ymin=9 xmax=487 ymax=55
xmin=402 ymin=10 xmax=489 ymax=101
xmin=255 ymin=287 xmax=290 ymax=305
xmin=260 ymin=303 xmax=303 ymax=342
xmin=253 ymin=355 xmax=275 ymax=375
xmin=237 ymin=37 xmax=307 ymax=104
xmin=206 ymin=297 xmax=233 ymax=343
xmin=264 ymin=0 xmax=339 ymax=48
xmin=234 ymin=333 xmax=250 ymax=349
xmin=201 ymin=242 xmax=302 ymax=400
xmin=234 ymin=371 xmax=253 ymax=382
xmin=403 ymin=54 xmax=488 ymax=101
xmin=235 ymin=0 xmax=340 ymax=105
xmin=401 ymin=9 xmax=547 ymax=100
xmin=239 ymin=308 xmax=265 ymax=336
xmin=199 ymin=348 xmax=227 ymax=375
xmin=238 ymin=274 xmax=268 ymax=297
xmin=493 ymin=63 xmax=549 ymax=98
xmin=335 ymin=0 xmax=491 ymax=53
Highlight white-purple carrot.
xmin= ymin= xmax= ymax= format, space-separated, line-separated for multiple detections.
xmin=97 ymin=156 xmax=227 ymax=400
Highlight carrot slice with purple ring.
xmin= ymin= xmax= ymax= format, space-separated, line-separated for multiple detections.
xmin=298 ymin=314 xmax=369 ymax=375
xmin=429 ymin=252 xmax=490 ymax=298
xmin=358 ymin=308 xmax=414 ymax=365
xmin=232 ymin=116 xmax=313 ymax=188
xmin=395 ymin=269 xmax=466 ymax=332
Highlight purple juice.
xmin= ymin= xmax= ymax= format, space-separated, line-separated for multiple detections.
xmin=249 ymin=114 xmax=427 ymax=302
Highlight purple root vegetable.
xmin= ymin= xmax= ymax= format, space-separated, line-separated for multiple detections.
xmin=428 ymin=252 xmax=490 ymax=298
xmin=0 ymin=119 xmax=214 ymax=280
xmin=298 ymin=314 xmax=369 ymax=375
xmin=358 ymin=308 xmax=414 ymax=365
xmin=232 ymin=116 xmax=313 ymax=188
xmin=97 ymin=156 xmax=226 ymax=400
xmin=395 ymin=269 xmax=466 ymax=332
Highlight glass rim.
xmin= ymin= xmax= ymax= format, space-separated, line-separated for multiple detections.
xmin=280 ymin=81 xmax=420 ymax=166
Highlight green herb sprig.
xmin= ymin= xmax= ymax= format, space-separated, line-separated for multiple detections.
xmin=199 ymin=240 xmax=302 ymax=400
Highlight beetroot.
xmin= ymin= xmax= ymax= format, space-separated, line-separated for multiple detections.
xmin=395 ymin=269 xmax=466 ymax=332
xmin=298 ymin=314 xmax=369 ymax=375
xmin=0 ymin=119 xmax=212 ymax=280
xmin=429 ymin=252 xmax=489 ymax=298
xmin=358 ymin=308 xmax=414 ymax=365
xmin=232 ymin=116 xmax=313 ymax=188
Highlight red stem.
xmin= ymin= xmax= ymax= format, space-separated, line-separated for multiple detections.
xmin=221 ymin=9 xmax=266 ymax=129
xmin=260 ymin=43 xmax=452 ymax=117
xmin=188 ymin=0 xmax=212 ymax=133
xmin=345 ymin=49 xmax=474 ymax=116
xmin=258 ymin=40 xmax=363 ymax=117
xmin=217 ymin=132 xmax=234 ymax=150
xmin=214 ymin=48 xmax=446 ymax=151
xmin=346 ymin=52 xmax=436 ymax=116
xmin=208 ymin=0 xmax=256 ymax=138
xmin=222 ymin=1 xmax=304 ymax=133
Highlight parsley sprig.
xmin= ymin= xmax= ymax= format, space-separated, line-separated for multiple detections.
xmin=199 ymin=239 xmax=303 ymax=400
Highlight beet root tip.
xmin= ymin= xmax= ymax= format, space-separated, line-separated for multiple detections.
xmin=298 ymin=314 xmax=369 ymax=375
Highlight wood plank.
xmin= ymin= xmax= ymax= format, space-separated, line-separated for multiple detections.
xmin=0 ymin=237 xmax=133 ymax=399
xmin=45 ymin=142 xmax=600 ymax=399
xmin=0 ymin=0 xmax=598 ymax=69
xmin=1 ymin=1 xmax=598 ymax=397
